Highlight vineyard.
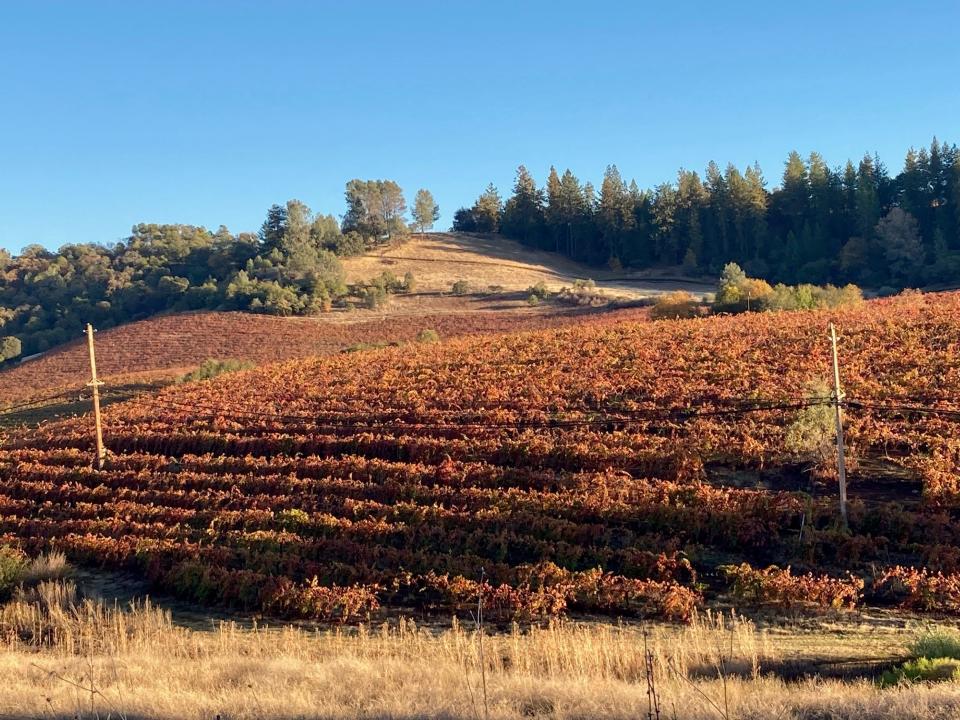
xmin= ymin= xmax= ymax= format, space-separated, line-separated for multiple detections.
xmin=0 ymin=305 xmax=645 ymax=407
xmin=2 ymin=291 xmax=960 ymax=623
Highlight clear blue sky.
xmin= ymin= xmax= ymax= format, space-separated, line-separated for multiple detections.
xmin=1 ymin=1 xmax=957 ymax=254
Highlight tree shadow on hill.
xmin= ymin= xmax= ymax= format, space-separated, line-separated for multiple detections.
xmin=0 ymin=381 xmax=169 ymax=429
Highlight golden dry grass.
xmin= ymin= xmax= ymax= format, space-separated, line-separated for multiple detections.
xmin=2 ymin=581 xmax=960 ymax=720
xmin=344 ymin=232 xmax=714 ymax=298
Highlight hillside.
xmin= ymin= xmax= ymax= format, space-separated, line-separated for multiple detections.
xmin=344 ymin=232 xmax=716 ymax=297
xmin=0 ymin=304 xmax=649 ymax=409
xmin=0 ymin=232 xmax=713 ymax=412
xmin=3 ymin=292 xmax=960 ymax=622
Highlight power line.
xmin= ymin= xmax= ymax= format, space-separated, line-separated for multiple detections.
xmin=846 ymin=400 xmax=960 ymax=421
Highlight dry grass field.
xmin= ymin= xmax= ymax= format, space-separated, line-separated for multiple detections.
xmin=3 ymin=568 xmax=960 ymax=720
xmin=344 ymin=232 xmax=716 ymax=297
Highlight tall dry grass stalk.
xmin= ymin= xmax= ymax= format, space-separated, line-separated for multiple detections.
xmin=0 ymin=582 xmax=958 ymax=719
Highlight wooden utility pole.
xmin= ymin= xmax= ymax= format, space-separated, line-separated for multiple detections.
xmin=86 ymin=323 xmax=106 ymax=470
xmin=830 ymin=323 xmax=848 ymax=528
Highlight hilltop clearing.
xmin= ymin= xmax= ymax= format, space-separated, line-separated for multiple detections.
xmin=344 ymin=232 xmax=715 ymax=298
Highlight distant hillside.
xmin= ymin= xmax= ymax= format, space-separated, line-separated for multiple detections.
xmin=344 ymin=232 xmax=715 ymax=298
xmin=0 ymin=231 xmax=718 ymax=415
xmin=0 ymin=304 xmax=649 ymax=408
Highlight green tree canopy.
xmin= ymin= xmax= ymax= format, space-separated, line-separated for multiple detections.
xmin=342 ymin=179 xmax=408 ymax=243
xmin=412 ymin=189 xmax=440 ymax=233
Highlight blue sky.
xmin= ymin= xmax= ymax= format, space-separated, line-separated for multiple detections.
xmin=0 ymin=1 xmax=957 ymax=254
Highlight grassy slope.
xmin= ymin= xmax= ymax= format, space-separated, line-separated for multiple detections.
xmin=345 ymin=232 xmax=716 ymax=297
xmin=3 ymin=585 xmax=959 ymax=720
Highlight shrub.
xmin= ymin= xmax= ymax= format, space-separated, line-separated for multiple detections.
xmin=451 ymin=280 xmax=470 ymax=296
xmin=713 ymin=263 xmax=864 ymax=314
xmin=0 ymin=336 xmax=21 ymax=362
xmin=180 ymin=359 xmax=254 ymax=383
xmin=371 ymin=271 xmax=402 ymax=292
xmin=815 ymin=283 xmax=864 ymax=309
xmin=402 ymin=271 xmax=416 ymax=293
xmin=0 ymin=546 xmax=27 ymax=600
xmin=875 ymin=567 xmax=960 ymax=613
xmin=359 ymin=285 xmax=388 ymax=309
xmin=911 ymin=631 xmax=960 ymax=661
xmin=722 ymin=563 xmax=863 ymax=610
xmin=785 ymin=381 xmax=836 ymax=472
xmin=23 ymin=551 xmax=70 ymax=584
xmin=276 ymin=508 xmax=310 ymax=530
xmin=334 ymin=231 xmax=367 ymax=257
xmin=557 ymin=279 xmax=606 ymax=307
xmin=416 ymin=329 xmax=440 ymax=344
xmin=650 ymin=291 xmax=701 ymax=320
xmin=263 ymin=576 xmax=380 ymax=622
xmin=226 ymin=273 xmax=315 ymax=316
xmin=880 ymin=657 xmax=960 ymax=688
xmin=526 ymin=294 xmax=541 ymax=306
xmin=714 ymin=263 xmax=774 ymax=312
xmin=526 ymin=281 xmax=549 ymax=299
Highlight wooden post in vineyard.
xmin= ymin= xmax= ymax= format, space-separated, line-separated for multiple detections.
xmin=86 ymin=323 xmax=106 ymax=470
xmin=830 ymin=323 xmax=848 ymax=529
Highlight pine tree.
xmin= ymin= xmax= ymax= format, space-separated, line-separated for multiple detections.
xmin=282 ymin=200 xmax=318 ymax=275
xmin=744 ymin=163 xmax=769 ymax=260
xmin=473 ymin=184 xmax=502 ymax=233
xmin=259 ymin=204 xmax=287 ymax=252
xmin=545 ymin=166 xmax=564 ymax=252
xmin=952 ymin=154 xmax=960 ymax=248
xmin=501 ymin=166 xmax=544 ymax=246
xmin=558 ymin=170 xmax=587 ymax=256
xmin=876 ymin=207 xmax=924 ymax=284
xmin=597 ymin=165 xmax=633 ymax=264
xmin=855 ymin=155 xmax=881 ymax=239
xmin=545 ymin=166 xmax=563 ymax=225
xmin=840 ymin=160 xmax=859 ymax=244
xmin=651 ymin=183 xmax=678 ymax=263
xmin=676 ymin=169 xmax=708 ymax=267
xmin=412 ymin=189 xmax=440 ymax=233
xmin=342 ymin=180 xmax=408 ymax=242
xmin=705 ymin=160 xmax=729 ymax=265
xmin=807 ymin=152 xmax=840 ymax=257
xmin=779 ymin=151 xmax=810 ymax=233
